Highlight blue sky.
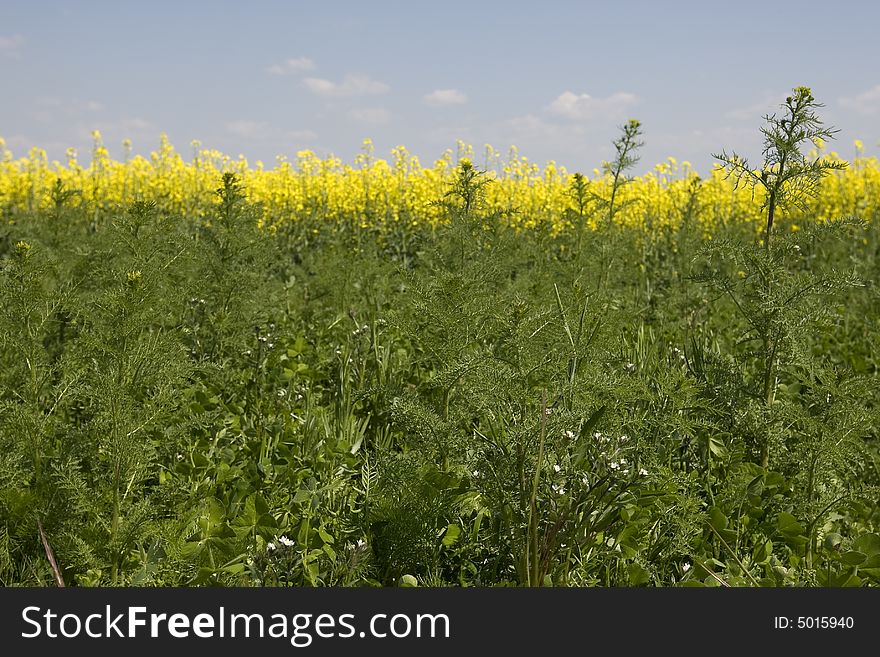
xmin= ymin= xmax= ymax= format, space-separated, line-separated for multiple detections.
xmin=2 ymin=0 xmax=879 ymax=175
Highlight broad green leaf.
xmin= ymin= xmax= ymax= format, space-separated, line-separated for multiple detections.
xmin=628 ymin=562 xmax=650 ymax=586
xmin=708 ymin=506 xmax=728 ymax=531
xmin=423 ymin=465 xmax=460 ymax=491
xmin=398 ymin=574 xmax=418 ymax=587
xmin=839 ymin=550 xmax=867 ymax=566
xmin=777 ymin=512 xmax=804 ymax=537
xmin=707 ymin=434 xmax=726 ymax=457
xmin=441 ymin=523 xmax=461 ymax=547
xmin=853 ymin=533 xmax=880 ymax=557
xmin=752 ymin=539 xmax=772 ymax=564
xmin=231 ymin=493 xmax=277 ymax=538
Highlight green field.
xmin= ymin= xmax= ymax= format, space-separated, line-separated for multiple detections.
xmin=2 ymin=94 xmax=879 ymax=587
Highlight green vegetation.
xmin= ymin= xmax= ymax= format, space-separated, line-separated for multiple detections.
xmin=0 ymin=90 xmax=878 ymax=587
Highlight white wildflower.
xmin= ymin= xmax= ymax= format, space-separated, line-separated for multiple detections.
xmin=279 ymin=535 xmax=295 ymax=547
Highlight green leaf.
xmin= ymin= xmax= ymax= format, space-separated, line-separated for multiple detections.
xmin=220 ymin=562 xmax=245 ymax=575
xmin=823 ymin=533 xmax=844 ymax=550
xmin=752 ymin=539 xmax=773 ymax=564
xmin=579 ymin=405 xmax=606 ymax=439
xmin=707 ymin=434 xmax=727 ymax=458
xmin=858 ymin=567 xmax=880 ymax=581
xmin=297 ymin=517 xmax=311 ymax=547
xmin=839 ymin=551 xmax=867 ymax=566
xmin=441 ymin=523 xmax=461 ymax=547
xmin=423 ymin=465 xmax=460 ymax=491
xmin=231 ymin=494 xmax=277 ymax=539
xmin=860 ymin=554 xmax=880 ymax=570
xmin=398 ymin=574 xmax=418 ymax=588
xmin=832 ymin=568 xmax=862 ymax=587
xmin=471 ymin=511 xmax=484 ymax=543
xmin=627 ymin=562 xmax=650 ymax=586
xmin=853 ymin=533 xmax=880 ymax=557
xmin=708 ymin=506 xmax=728 ymax=531
xmin=777 ymin=512 xmax=804 ymax=537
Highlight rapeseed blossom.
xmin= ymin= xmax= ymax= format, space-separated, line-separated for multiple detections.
xmin=1 ymin=134 xmax=877 ymax=235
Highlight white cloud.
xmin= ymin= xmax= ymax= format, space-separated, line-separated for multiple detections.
xmin=225 ymin=120 xmax=270 ymax=139
xmin=303 ymin=74 xmax=389 ymax=98
xmin=348 ymin=108 xmax=391 ymax=125
xmin=503 ymin=114 xmax=565 ymax=139
xmin=0 ymin=34 xmax=25 ymax=58
xmin=839 ymin=84 xmax=880 ymax=115
xmin=267 ymin=56 xmax=315 ymax=76
xmin=424 ymin=89 xmax=468 ymax=106
xmin=548 ymin=91 xmax=638 ymax=121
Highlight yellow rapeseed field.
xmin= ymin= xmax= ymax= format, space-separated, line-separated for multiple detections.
xmin=1 ymin=132 xmax=877 ymax=235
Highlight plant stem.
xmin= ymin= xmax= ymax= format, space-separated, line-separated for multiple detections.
xmin=527 ymin=391 xmax=548 ymax=586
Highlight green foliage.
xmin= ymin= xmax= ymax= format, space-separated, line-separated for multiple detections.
xmin=0 ymin=113 xmax=877 ymax=588
xmin=713 ymin=86 xmax=847 ymax=251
